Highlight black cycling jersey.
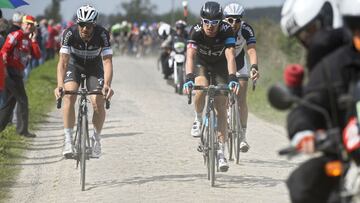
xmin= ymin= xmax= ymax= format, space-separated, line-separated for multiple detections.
xmin=234 ymin=22 xmax=256 ymax=70
xmin=188 ymin=21 xmax=235 ymax=63
xmin=60 ymin=24 xmax=112 ymax=68
xmin=287 ymin=44 xmax=360 ymax=139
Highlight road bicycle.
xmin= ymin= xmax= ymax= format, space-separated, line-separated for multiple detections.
xmin=56 ymin=74 xmax=110 ymax=191
xmin=188 ymin=84 xmax=229 ymax=187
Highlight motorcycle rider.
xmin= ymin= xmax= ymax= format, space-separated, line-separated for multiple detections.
xmin=281 ymin=0 xmax=346 ymax=73
xmin=282 ymin=0 xmax=360 ymax=202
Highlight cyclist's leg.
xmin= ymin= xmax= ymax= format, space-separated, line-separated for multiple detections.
xmin=194 ymin=65 xmax=208 ymax=115
xmin=88 ymin=76 xmax=105 ymax=135
xmin=63 ymin=65 xmax=80 ymax=130
xmin=63 ymin=65 xmax=80 ymax=155
xmin=87 ymin=68 xmax=104 ymax=158
xmin=213 ymin=61 xmax=230 ymax=171
xmin=236 ymin=57 xmax=250 ymax=152
xmin=191 ymin=64 xmax=209 ymax=137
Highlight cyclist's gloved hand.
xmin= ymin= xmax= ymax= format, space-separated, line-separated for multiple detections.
xmin=250 ymin=64 xmax=260 ymax=81
xmin=291 ymin=130 xmax=315 ymax=154
xmin=183 ymin=73 xmax=195 ymax=94
xmin=228 ymin=74 xmax=240 ymax=94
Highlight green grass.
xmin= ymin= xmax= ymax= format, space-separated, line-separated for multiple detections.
xmin=0 ymin=58 xmax=57 ymax=201
xmin=247 ymin=19 xmax=305 ymax=126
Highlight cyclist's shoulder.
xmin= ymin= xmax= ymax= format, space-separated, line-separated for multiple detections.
xmin=240 ymin=21 xmax=255 ymax=36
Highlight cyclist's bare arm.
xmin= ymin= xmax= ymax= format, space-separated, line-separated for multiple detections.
xmin=247 ymin=44 xmax=259 ymax=81
xmin=247 ymin=44 xmax=258 ymax=66
xmin=225 ymin=47 xmax=237 ymax=75
xmin=102 ymin=54 xmax=114 ymax=99
xmin=185 ymin=44 xmax=196 ymax=75
xmin=55 ymin=53 xmax=70 ymax=98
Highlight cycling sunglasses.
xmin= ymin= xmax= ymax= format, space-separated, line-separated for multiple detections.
xmin=226 ymin=17 xmax=241 ymax=24
xmin=78 ymin=22 xmax=95 ymax=28
xmin=202 ymin=18 xmax=221 ymax=26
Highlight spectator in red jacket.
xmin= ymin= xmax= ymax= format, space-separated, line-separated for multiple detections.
xmin=45 ymin=19 xmax=58 ymax=61
xmin=0 ymin=15 xmax=41 ymax=137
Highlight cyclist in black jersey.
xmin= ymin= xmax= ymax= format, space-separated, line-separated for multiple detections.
xmin=223 ymin=3 xmax=260 ymax=153
xmin=54 ymin=5 xmax=114 ymax=158
xmin=183 ymin=1 xmax=240 ymax=172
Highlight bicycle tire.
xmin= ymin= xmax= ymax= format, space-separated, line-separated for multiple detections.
xmin=203 ymin=118 xmax=210 ymax=181
xmin=80 ymin=114 xmax=88 ymax=191
xmin=234 ymin=100 xmax=242 ymax=164
xmin=209 ymin=110 xmax=216 ymax=187
xmin=228 ymin=104 xmax=236 ymax=161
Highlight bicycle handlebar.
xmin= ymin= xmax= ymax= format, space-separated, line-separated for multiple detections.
xmin=187 ymin=85 xmax=230 ymax=105
xmin=278 ymin=128 xmax=340 ymax=158
xmin=56 ymin=90 xmax=111 ymax=109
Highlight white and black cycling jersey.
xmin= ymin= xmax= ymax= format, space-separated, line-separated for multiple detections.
xmin=60 ymin=24 xmax=113 ymax=67
xmin=233 ymin=21 xmax=256 ymax=71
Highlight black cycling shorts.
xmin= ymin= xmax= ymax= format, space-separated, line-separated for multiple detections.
xmin=64 ymin=59 xmax=104 ymax=91
xmin=195 ymin=57 xmax=228 ymax=85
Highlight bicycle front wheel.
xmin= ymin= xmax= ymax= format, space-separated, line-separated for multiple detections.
xmin=209 ymin=110 xmax=216 ymax=187
xmin=80 ymin=114 xmax=88 ymax=191
xmin=234 ymin=101 xmax=242 ymax=164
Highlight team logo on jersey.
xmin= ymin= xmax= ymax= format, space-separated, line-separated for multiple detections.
xmin=66 ymin=71 xmax=72 ymax=77
xmin=194 ymin=24 xmax=202 ymax=32
xmin=220 ymin=24 xmax=230 ymax=32
xmin=101 ymin=31 xmax=109 ymax=47
xmin=63 ymin=30 xmax=72 ymax=45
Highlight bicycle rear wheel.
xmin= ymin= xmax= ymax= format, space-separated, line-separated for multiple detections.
xmin=80 ymin=114 xmax=88 ymax=191
xmin=209 ymin=110 xmax=216 ymax=187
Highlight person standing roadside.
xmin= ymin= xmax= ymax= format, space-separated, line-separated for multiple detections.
xmin=0 ymin=15 xmax=41 ymax=137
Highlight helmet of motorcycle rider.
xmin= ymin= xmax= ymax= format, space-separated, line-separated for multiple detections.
xmin=280 ymin=0 xmax=342 ymax=37
xmin=223 ymin=2 xmax=245 ymax=18
xmin=200 ymin=1 xmax=223 ymax=20
xmin=76 ymin=5 xmax=98 ymax=23
xmin=175 ymin=20 xmax=187 ymax=30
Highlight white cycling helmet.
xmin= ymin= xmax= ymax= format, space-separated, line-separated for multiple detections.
xmin=340 ymin=0 xmax=360 ymax=30
xmin=281 ymin=0 xmax=342 ymax=37
xmin=223 ymin=3 xmax=245 ymax=17
xmin=76 ymin=5 xmax=98 ymax=23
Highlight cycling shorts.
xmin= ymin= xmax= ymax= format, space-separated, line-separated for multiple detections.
xmin=195 ymin=57 xmax=228 ymax=85
xmin=64 ymin=59 xmax=104 ymax=91
xmin=235 ymin=51 xmax=249 ymax=81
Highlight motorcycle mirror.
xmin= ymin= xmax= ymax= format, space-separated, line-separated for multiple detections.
xmin=267 ymin=83 xmax=296 ymax=110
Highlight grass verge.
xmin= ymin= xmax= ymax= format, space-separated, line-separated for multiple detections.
xmin=0 ymin=58 xmax=57 ymax=201
xmin=247 ymin=19 xmax=305 ymax=126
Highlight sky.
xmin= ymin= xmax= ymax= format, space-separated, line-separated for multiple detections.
xmin=2 ymin=0 xmax=285 ymax=21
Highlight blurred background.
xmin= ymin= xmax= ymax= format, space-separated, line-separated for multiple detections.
xmin=0 ymin=0 xmax=303 ymax=124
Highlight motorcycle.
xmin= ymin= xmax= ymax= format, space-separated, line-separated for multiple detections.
xmin=268 ymin=78 xmax=360 ymax=203
xmin=169 ymin=36 xmax=186 ymax=95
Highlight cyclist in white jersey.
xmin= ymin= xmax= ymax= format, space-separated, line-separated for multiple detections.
xmin=224 ymin=3 xmax=259 ymax=152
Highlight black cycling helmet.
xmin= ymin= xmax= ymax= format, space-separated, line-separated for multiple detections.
xmin=200 ymin=1 xmax=223 ymax=20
